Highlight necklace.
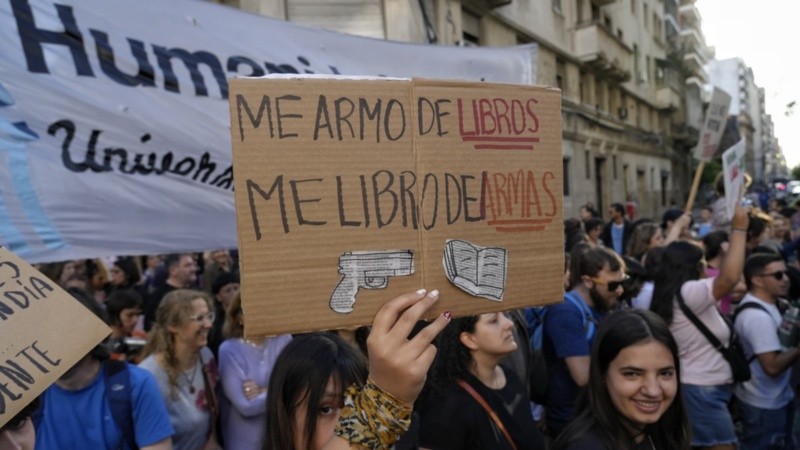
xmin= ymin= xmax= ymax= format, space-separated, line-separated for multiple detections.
xmin=647 ymin=434 xmax=655 ymax=450
xmin=181 ymin=358 xmax=200 ymax=394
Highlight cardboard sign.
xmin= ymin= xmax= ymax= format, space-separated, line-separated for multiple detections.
xmin=722 ymin=138 xmax=747 ymax=220
xmin=230 ymin=76 xmax=563 ymax=337
xmin=0 ymin=247 xmax=110 ymax=428
xmin=693 ymin=87 xmax=732 ymax=161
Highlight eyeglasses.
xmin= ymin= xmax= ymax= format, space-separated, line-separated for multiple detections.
xmin=188 ymin=312 xmax=215 ymax=323
xmin=591 ymin=276 xmax=629 ymax=291
xmin=756 ymin=270 xmax=790 ymax=281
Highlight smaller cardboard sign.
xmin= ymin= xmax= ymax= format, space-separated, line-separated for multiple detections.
xmin=722 ymin=138 xmax=747 ymax=220
xmin=694 ymin=87 xmax=732 ymax=161
xmin=0 ymin=248 xmax=110 ymax=428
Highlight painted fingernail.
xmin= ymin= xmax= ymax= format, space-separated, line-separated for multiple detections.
xmin=443 ymin=311 xmax=451 ymax=320
xmin=416 ymin=288 xmax=427 ymax=296
xmin=428 ymin=289 xmax=439 ymax=299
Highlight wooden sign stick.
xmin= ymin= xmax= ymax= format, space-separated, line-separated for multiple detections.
xmin=684 ymin=160 xmax=705 ymax=213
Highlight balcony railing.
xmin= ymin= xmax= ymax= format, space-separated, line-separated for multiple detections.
xmin=678 ymin=3 xmax=701 ymax=27
xmin=574 ymin=20 xmax=632 ymax=81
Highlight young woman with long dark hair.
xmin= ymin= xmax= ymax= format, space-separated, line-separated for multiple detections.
xmin=417 ymin=313 xmax=545 ymax=449
xmin=552 ymin=309 xmax=690 ymax=450
xmin=264 ymin=288 xmax=450 ymax=450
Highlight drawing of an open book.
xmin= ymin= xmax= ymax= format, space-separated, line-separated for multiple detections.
xmin=443 ymin=239 xmax=508 ymax=301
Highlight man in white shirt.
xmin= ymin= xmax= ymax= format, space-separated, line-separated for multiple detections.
xmin=734 ymin=253 xmax=798 ymax=450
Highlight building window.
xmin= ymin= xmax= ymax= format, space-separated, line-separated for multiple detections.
xmin=643 ymin=4 xmax=649 ymax=29
xmin=653 ymin=13 xmax=662 ymax=39
xmin=585 ymin=151 xmax=591 ymax=179
xmin=579 ymin=70 xmax=586 ymax=103
xmin=563 ymin=158 xmax=571 ymax=196
xmin=613 ymin=155 xmax=618 ymax=179
xmin=461 ymin=9 xmax=480 ymax=46
xmin=553 ymin=0 xmax=562 ymax=13
xmin=556 ymin=59 xmax=566 ymax=93
xmin=576 ymin=0 xmax=584 ymax=23
xmin=631 ymin=0 xmax=636 ymax=14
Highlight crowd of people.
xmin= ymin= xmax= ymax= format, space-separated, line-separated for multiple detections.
xmin=3 ymin=180 xmax=800 ymax=450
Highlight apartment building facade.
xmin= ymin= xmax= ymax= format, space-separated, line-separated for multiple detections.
xmin=218 ymin=0 xmax=705 ymax=219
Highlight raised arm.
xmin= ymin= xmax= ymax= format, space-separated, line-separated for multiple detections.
xmin=325 ymin=289 xmax=450 ymax=450
xmin=712 ymin=204 xmax=750 ymax=300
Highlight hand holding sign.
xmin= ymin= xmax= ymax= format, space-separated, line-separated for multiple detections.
xmin=366 ymin=289 xmax=450 ymax=405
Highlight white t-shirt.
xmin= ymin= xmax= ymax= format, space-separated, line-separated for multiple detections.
xmin=733 ymin=293 xmax=793 ymax=409
xmin=669 ymin=277 xmax=732 ymax=385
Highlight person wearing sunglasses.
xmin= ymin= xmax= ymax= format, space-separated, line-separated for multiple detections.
xmin=650 ymin=203 xmax=749 ymax=450
xmin=541 ymin=246 xmax=626 ymax=437
xmin=733 ymin=253 xmax=797 ymax=449
xmin=140 ymin=289 xmax=222 ymax=450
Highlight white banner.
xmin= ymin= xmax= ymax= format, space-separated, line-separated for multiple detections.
xmin=693 ymin=86 xmax=731 ymax=161
xmin=0 ymin=0 xmax=537 ymax=263
xmin=722 ymin=138 xmax=746 ymax=221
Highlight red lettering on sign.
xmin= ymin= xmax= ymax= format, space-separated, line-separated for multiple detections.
xmin=480 ymin=169 xmax=557 ymax=232
xmin=457 ymin=98 xmax=540 ymax=151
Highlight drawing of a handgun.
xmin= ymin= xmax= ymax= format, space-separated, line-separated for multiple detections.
xmin=329 ymin=250 xmax=415 ymax=314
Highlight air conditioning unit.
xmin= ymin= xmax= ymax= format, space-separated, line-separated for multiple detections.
xmin=618 ymin=107 xmax=628 ymax=119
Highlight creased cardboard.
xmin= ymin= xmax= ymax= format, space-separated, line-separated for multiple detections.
xmin=0 ymin=248 xmax=111 ymax=428
xmin=229 ymin=76 xmax=563 ymax=337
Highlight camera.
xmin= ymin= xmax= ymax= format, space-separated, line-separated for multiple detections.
xmin=106 ymin=336 xmax=146 ymax=356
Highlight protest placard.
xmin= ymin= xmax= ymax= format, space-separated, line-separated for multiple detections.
xmin=694 ymin=87 xmax=732 ymax=162
xmin=0 ymin=247 xmax=110 ymax=428
xmin=230 ymin=76 xmax=563 ymax=337
xmin=722 ymin=138 xmax=747 ymax=220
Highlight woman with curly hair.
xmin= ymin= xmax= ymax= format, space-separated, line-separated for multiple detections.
xmin=552 ymin=309 xmax=690 ymax=450
xmin=140 ymin=289 xmax=222 ymax=450
xmin=417 ymin=313 xmax=545 ymax=449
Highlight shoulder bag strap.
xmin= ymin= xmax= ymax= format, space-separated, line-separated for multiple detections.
xmin=564 ymin=291 xmax=597 ymax=339
xmin=456 ymin=379 xmax=518 ymax=450
xmin=733 ymin=301 xmax=771 ymax=363
xmin=104 ymin=360 xmax=138 ymax=450
xmin=675 ymin=290 xmax=727 ymax=352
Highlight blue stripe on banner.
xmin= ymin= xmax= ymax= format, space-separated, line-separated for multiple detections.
xmin=0 ymin=184 xmax=31 ymax=257
xmin=0 ymin=120 xmax=38 ymax=141
xmin=0 ymin=83 xmax=13 ymax=107
xmin=7 ymin=143 xmax=65 ymax=251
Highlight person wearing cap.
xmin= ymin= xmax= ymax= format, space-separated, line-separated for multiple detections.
xmin=207 ymin=272 xmax=241 ymax=357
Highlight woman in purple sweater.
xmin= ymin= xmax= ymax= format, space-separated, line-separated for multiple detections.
xmin=218 ymin=295 xmax=291 ymax=449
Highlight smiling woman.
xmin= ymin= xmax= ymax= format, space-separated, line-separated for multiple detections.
xmin=552 ymin=309 xmax=690 ymax=450
xmin=139 ymin=289 xmax=222 ymax=450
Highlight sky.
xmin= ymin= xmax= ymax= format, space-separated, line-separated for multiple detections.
xmin=696 ymin=0 xmax=800 ymax=171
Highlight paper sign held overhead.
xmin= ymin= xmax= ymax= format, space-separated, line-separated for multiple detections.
xmin=0 ymin=247 xmax=110 ymax=428
xmin=229 ymin=76 xmax=564 ymax=337
xmin=694 ymin=87 xmax=732 ymax=161
xmin=722 ymin=138 xmax=747 ymax=220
